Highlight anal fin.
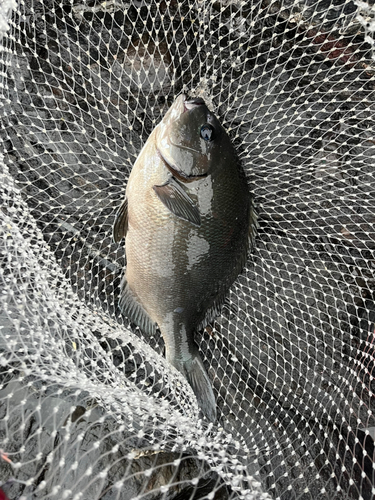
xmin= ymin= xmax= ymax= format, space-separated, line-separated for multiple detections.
xmin=119 ymin=277 xmax=156 ymax=336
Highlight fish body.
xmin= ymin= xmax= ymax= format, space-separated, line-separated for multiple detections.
xmin=114 ymin=95 xmax=257 ymax=422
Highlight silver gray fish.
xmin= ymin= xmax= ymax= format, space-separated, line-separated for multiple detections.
xmin=113 ymin=94 xmax=257 ymax=422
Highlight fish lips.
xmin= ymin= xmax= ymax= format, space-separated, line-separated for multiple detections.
xmin=184 ymin=96 xmax=205 ymax=111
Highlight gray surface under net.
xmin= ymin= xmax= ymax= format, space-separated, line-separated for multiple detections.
xmin=1 ymin=0 xmax=375 ymax=499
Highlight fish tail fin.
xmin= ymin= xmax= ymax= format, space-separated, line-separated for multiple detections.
xmin=181 ymin=352 xmax=217 ymax=423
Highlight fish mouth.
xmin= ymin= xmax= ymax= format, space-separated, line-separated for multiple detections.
xmin=157 ymin=148 xmax=207 ymax=183
xmin=183 ymin=96 xmax=205 ymax=112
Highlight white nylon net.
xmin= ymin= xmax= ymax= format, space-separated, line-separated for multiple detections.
xmin=1 ymin=0 xmax=375 ymax=499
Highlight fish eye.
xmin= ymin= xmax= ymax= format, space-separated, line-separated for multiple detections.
xmin=200 ymin=124 xmax=215 ymax=142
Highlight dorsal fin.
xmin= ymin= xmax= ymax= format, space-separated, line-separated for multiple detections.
xmin=248 ymin=195 xmax=258 ymax=251
xmin=197 ymin=195 xmax=258 ymax=330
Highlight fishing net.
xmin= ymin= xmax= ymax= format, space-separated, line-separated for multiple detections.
xmin=1 ymin=0 xmax=375 ymax=498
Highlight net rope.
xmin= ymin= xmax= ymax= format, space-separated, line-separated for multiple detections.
xmin=1 ymin=0 xmax=375 ymax=499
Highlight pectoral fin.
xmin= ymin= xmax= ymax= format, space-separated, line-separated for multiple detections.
xmin=153 ymin=178 xmax=201 ymax=227
xmin=113 ymin=198 xmax=128 ymax=243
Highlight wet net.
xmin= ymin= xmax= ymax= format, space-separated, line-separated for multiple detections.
xmin=1 ymin=0 xmax=375 ymax=499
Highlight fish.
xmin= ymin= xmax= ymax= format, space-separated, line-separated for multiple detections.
xmin=113 ymin=94 xmax=257 ymax=422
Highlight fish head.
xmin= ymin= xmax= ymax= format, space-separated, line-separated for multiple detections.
xmin=156 ymin=94 xmax=233 ymax=181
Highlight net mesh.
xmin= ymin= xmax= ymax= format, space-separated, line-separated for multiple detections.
xmin=1 ymin=0 xmax=375 ymax=498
